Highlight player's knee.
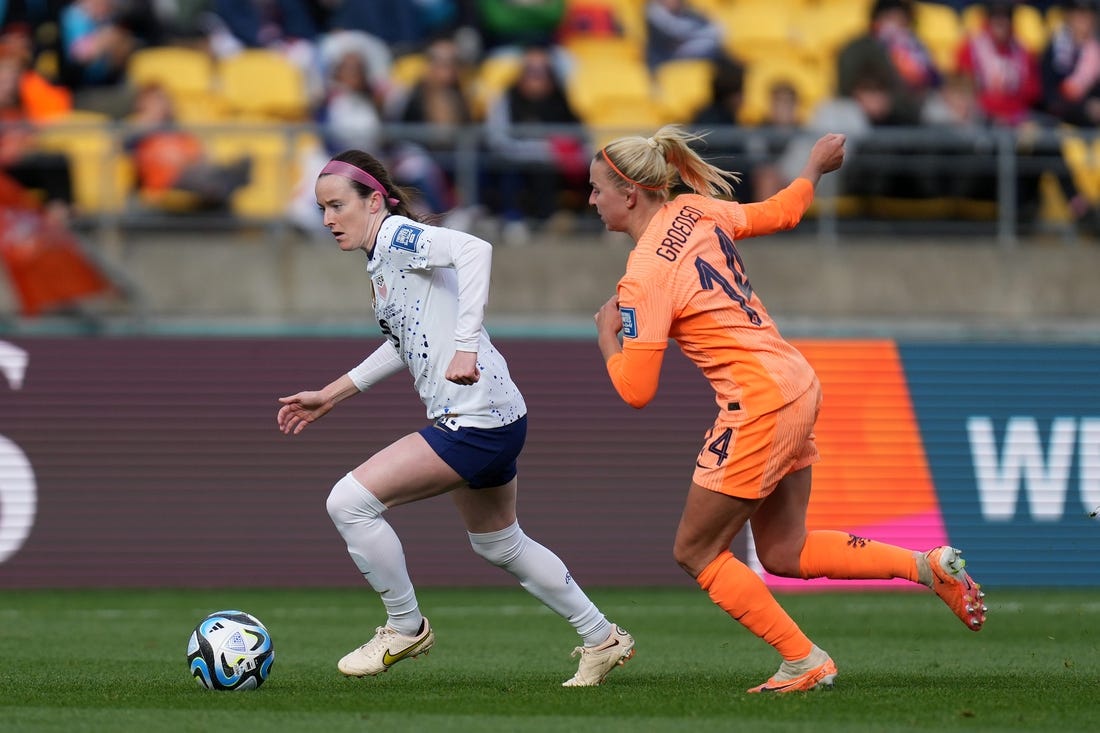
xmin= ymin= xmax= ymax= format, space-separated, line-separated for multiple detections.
xmin=672 ymin=539 xmax=704 ymax=577
xmin=326 ymin=473 xmax=382 ymax=526
xmin=468 ymin=521 xmax=524 ymax=567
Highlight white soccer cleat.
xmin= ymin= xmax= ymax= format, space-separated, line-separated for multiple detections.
xmin=562 ymin=624 xmax=635 ymax=687
xmin=338 ymin=618 xmax=435 ymax=676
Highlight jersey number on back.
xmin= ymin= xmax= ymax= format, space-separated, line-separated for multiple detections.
xmin=694 ymin=228 xmax=762 ymax=325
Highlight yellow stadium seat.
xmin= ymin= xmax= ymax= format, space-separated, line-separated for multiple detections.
xmin=35 ymin=111 xmax=129 ymax=214
xmin=389 ymin=53 xmax=428 ymax=89
xmin=471 ymin=54 xmax=523 ymax=120
xmin=170 ymin=90 xmax=231 ymax=124
xmin=562 ymin=35 xmax=643 ymax=65
xmin=217 ymin=50 xmax=308 ymax=121
xmin=204 ymin=122 xmax=295 ymax=218
xmin=914 ymin=2 xmax=963 ymax=73
xmin=127 ymin=46 xmax=214 ymax=97
xmin=1009 ymin=3 xmax=1048 ymax=53
xmin=797 ymin=0 xmax=872 ymax=63
xmin=566 ymin=56 xmax=654 ymax=123
xmin=741 ymin=57 xmax=832 ymax=125
xmin=586 ymin=97 xmax=667 ymax=148
xmin=715 ymin=1 xmax=801 ymax=64
xmin=654 ymin=58 xmax=715 ymax=123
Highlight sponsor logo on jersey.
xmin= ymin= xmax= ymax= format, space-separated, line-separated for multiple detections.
xmin=620 ymin=306 xmax=638 ymax=338
xmin=391 ymin=224 xmax=422 ymax=252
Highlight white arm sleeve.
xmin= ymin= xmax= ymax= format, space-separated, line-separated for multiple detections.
xmin=347 ymin=340 xmax=406 ymax=391
xmin=426 ymin=231 xmax=492 ymax=352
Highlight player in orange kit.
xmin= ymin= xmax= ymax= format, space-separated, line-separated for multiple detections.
xmin=590 ymin=127 xmax=986 ymax=693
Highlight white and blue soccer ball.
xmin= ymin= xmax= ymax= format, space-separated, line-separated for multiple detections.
xmin=187 ymin=610 xmax=274 ymax=691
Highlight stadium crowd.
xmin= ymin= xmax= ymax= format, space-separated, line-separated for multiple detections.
xmin=1 ymin=0 xmax=1100 ymax=240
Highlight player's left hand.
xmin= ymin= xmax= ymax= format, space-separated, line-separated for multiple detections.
xmin=446 ymin=350 xmax=481 ymax=385
xmin=595 ymin=295 xmax=623 ymax=336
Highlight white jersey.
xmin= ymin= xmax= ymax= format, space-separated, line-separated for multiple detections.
xmin=361 ymin=215 xmax=526 ymax=429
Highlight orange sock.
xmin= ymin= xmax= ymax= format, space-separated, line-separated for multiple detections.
xmin=798 ymin=530 xmax=920 ymax=582
xmin=697 ymin=550 xmax=812 ymax=662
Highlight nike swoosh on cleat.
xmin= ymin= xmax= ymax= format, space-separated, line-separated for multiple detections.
xmin=381 ymin=635 xmax=430 ymax=667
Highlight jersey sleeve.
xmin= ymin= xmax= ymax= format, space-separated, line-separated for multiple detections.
xmin=713 ymin=177 xmax=814 ymax=239
xmin=616 ymin=274 xmax=673 ymax=350
xmin=606 ymin=348 xmax=665 ymax=409
xmin=381 ymin=221 xmax=492 ymax=352
xmin=606 ymin=268 xmax=673 ymax=408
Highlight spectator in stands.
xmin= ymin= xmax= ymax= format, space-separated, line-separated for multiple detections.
xmin=317 ymin=40 xmax=386 ymax=156
xmin=691 ymin=56 xmax=791 ymax=203
xmin=956 ymin=0 xmax=1041 ymax=127
xmin=644 ymin=0 xmax=724 ymax=70
xmin=1039 ymin=0 xmax=1100 ymax=127
xmin=209 ymin=0 xmax=322 ymax=48
xmin=58 ymin=0 xmax=141 ymax=115
xmin=0 ymin=36 xmax=75 ymax=226
xmin=315 ymin=34 xmax=451 ymax=217
xmin=780 ymin=66 xmax=936 ymax=201
xmin=323 ymin=0 xmax=459 ymax=56
xmin=388 ymin=36 xmax=473 ymax=205
xmin=836 ymin=0 xmax=938 ymax=125
xmin=125 ymin=83 xmax=251 ymax=211
xmin=474 ymin=0 xmax=566 ymax=53
xmin=484 ymin=44 xmax=587 ymax=242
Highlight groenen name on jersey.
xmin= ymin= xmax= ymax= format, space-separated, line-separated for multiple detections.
xmin=656 ymin=205 xmax=705 ymax=262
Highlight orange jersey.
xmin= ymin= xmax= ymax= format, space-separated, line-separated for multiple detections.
xmin=608 ymin=179 xmax=817 ymax=414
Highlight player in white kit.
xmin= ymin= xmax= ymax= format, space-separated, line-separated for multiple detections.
xmin=276 ymin=150 xmax=634 ymax=686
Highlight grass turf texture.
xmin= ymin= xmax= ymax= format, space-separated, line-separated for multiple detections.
xmin=2 ymin=587 xmax=1098 ymax=732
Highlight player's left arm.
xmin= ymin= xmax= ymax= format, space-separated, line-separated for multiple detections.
xmin=426 ymin=229 xmax=493 ymax=385
xmin=734 ymin=132 xmax=846 ymax=238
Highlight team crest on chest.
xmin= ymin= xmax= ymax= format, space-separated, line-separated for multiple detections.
xmin=373 ymin=273 xmax=387 ymax=300
xmin=391 ymin=224 xmax=422 ymax=252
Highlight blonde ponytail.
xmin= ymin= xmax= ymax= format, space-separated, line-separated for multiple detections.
xmin=599 ymin=125 xmax=740 ymax=200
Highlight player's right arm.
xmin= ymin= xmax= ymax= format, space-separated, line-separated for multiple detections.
xmin=277 ymin=341 xmax=405 ymax=435
xmin=596 ymin=275 xmax=673 ymax=409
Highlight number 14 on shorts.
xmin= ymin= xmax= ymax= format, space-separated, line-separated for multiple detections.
xmin=697 ymin=426 xmax=733 ymax=468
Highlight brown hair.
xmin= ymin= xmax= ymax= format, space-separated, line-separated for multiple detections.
xmin=597 ymin=125 xmax=739 ymax=201
xmin=325 ymin=149 xmax=421 ymax=222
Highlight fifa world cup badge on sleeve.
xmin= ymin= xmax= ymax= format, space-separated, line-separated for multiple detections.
xmin=392 ymin=224 xmax=422 ymax=252
xmin=620 ymin=306 xmax=638 ymax=339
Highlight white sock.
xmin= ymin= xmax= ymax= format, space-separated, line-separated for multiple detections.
xmin=469 ymin=521 xmax=611 ymax=647
xmin=326 ymin=473 xmax=423 ymax=636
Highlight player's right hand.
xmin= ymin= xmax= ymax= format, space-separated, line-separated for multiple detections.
xmin=277 ymin=391 xmax=332 ymax=435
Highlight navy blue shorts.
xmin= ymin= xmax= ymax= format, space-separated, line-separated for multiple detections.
xmin=418 ymin=414 xmax=527 ymax=489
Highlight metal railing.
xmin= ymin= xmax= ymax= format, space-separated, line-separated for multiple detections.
xmin=12 ymin=119 xmax=1093 ymax=248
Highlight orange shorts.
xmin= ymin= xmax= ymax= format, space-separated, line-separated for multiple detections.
xmin=692 ymin=379 xmax=822 ymax=499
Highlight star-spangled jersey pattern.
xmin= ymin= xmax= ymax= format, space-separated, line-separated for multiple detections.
xmin=366 ymin=215 xmax=526 ymax=428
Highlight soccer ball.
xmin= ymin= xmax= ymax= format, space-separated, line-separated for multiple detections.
xmin=187 ymin=609 xmax=275 ymax=691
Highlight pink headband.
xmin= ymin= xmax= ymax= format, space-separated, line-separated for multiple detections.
xmin=320 ymin=160 xmax=399 ymax=206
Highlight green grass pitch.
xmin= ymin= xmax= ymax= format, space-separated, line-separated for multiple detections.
xmin=2 ymin=587 xmax=1098 ymax=732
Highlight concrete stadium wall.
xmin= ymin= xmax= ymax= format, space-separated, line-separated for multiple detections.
xmin=3 ymin=230 xmax=1099 ymax=328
